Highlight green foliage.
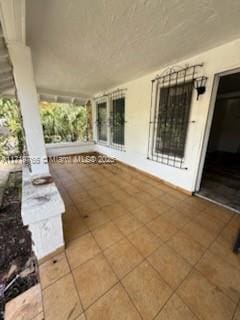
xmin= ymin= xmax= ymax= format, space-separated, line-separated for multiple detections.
xmin=40 ymin=102 xmax=88 ymax=143
xmin=0 ymin=100 xmax=89 ymax=158
xmin=0 ymin=98 xmax=23 ymax=157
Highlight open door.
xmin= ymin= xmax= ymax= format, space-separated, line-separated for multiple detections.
xmin=198 ymin=71 xmax=240 ymax=212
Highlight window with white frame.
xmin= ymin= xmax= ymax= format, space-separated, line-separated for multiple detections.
xmin=96 ymin=90 xmax=126 ymax=151
xmin=96 ymin=100 xmax=107 ymax=143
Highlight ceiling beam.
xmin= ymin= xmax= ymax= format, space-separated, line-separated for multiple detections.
xmin=0 ymin=0 xmax=26 ymax=43
xmin=0 ymin=75 xmax=13 ymax=83
xmin=0 ymin=65 xmax=11 ymax=74
xmin=38 ymin=87 xmax=90 ymax=105
xmin=0 ymin=81 xmax=14 ymax=93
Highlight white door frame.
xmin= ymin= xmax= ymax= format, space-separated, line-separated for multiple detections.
xmin=195 ymin=67 xmax=240 ymax=192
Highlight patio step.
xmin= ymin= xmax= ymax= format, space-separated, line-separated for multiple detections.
xmin=4 ymin=284 xmax=43 ymax=320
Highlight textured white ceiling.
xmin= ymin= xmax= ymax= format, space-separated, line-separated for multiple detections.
xmin=26 ymin=0 xmax=240 ymax=96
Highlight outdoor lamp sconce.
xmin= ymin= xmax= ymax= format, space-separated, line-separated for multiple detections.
xmin=194 ymin=76 xmax=208 ymax=100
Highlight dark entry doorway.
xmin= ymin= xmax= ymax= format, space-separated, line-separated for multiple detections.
xmin=199 ymin=72 xmax=240 ymax=211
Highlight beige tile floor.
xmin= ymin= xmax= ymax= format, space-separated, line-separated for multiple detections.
xmin=38 ymin=155 xmax=240 ymax=320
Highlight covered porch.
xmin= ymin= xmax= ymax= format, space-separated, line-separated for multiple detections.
xmin=7 ymin=154 xmax=240 ymax=320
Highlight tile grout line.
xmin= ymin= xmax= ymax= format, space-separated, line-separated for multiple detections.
xmin=68 ymin=221 xmax=144 ymax=319
xmin=65 ymin=248 xmax=86 ymax=320
xmin=37 ymin=268 xmax=46 ymax=320
xmin=66 ymin=195 xmax=238 ymax=312
xmin=93 ymin=225 xmax=177 ymax=320
xmin=68 ymin=211 xmax=123 ymax=315
xmin=90 ymin=231 xmax=145 ymax=320
xmin=51 ymin=158 xmax=237 ymax=319
xmin=64 ymin=197 xmax=162 ymax=252
xmin=62 ymin=169 xmax=217 ymax=274
xmin=39 ymin=248 xmax=85 ymax=320
xmin=154 ymin=212 xmax=240 ymax=320
xmin=151 ymin=269 xmax=202 ymax=320
xmin=61 ymin=166 xmax=166 ymax=318
xmin=149 ymin=206 xmax=237 ymax=319
xmin=232 ymin=300 xmax=240 ymax=320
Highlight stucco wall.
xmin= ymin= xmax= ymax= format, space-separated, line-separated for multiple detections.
xmin=94 ymin=39 xmax=240 ymax=192
xmin=46 ymin=142 xmax=95 ymax=157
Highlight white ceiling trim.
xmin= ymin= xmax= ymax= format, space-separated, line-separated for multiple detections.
xmin=38 ymin=87 xmax=90 ymax=105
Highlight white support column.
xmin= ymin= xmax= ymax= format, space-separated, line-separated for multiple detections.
xmin=0 ymin=0 xmax=49 ymax=175
xmin=8 ymin=42 xmax=49 ymax=175
xmin=0 ymin=0 xmax=64 ymax=261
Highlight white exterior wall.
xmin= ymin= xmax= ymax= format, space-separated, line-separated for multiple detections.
xmin=95 ymin=39 xmax=240 ymax=192
xmin=46 ymin=142 xmax=95 ymax=157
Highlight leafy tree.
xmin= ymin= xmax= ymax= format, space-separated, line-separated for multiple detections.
xmin=0 ymin=99 xmax=90 ymax=157
xmin=40 ymin=102 xmax=89 ymax=143
xmin=0 ymin=98 xmax=23 ymax=157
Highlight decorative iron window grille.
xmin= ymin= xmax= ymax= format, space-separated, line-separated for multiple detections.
xmin=147 ymin=64 xmax=203 ymax=169
xmin=96 ymin=97 xmax=108 ymax=144
xmin=95 ymin=89 xmax=126 ymax=151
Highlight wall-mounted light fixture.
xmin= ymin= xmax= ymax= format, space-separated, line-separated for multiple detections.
xmin=194 ymin=76 xmax=208 ymax=100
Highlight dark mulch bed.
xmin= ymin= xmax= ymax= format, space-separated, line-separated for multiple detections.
xmin=0 ymin=171 xmax=39 ymax=320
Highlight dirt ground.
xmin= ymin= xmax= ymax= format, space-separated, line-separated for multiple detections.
xmin=0 ymin=170 xmax=39 ymax=320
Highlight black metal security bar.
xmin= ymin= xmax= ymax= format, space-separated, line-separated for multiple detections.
xmin=109 ymin=89 xmax=125 ymax=151
xmin=147 ymin=64 xmax=203 ymax=169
